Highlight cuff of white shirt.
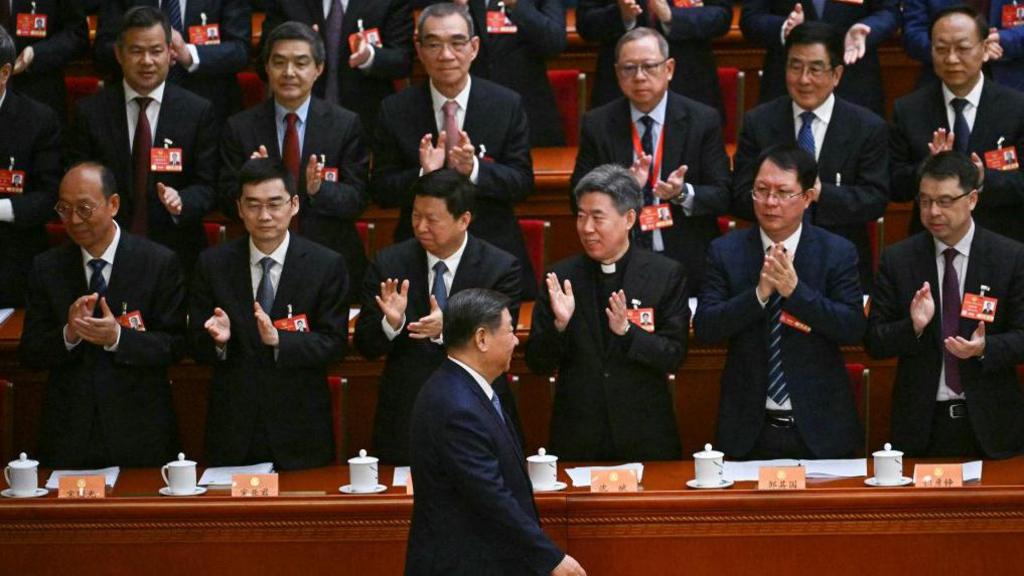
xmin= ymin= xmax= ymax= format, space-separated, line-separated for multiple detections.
xmin=103 ymin=325 xmax=122 ymax=352
xmin=63 ymin=325 xmax=81 ymax=350
xmin=780 ymin=23 xmax=788 ymax=46
xmin=624 ymin=18 xmax=638 ymax=31
xmin=215 ymin=343 xmax=227 ymax=360
xmin=0 ymin=198 xmax=13 ymax=222
xmin=430 ymin=333 xmax=444 ymax=345
xmin=756 ymin=290 xmax=769 ymax=308
xmin=469 ymin=156 xmax=480 ymax=184
xmin=357 ymin=44 xmax=376 ymax=71
xmin=185 ymin=44 xmax=201 ymax=73
xmin=670 ymin=183 xmax=695 ymax=216
xmin=381 ymin=314 xmax=406 ymax=341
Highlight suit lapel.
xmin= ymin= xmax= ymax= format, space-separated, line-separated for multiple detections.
xmin=415 ymin=84 xmax=439 ymax=142
xmin=105 ymin=234 xmax=138 ymax=312
xmin=772 ymin=97 xmax=797 ymax=146
xmin=930 ymin=85 xmax=951 ymax=132
xmin=255 ymin=99 xmax=282 ymax=158
xmin=611 ymin=99 xmax=634 ymax=165
xmin=970 ymin=80 xmax=999 ymax=153
xmin=449 ymin=235 xmax=481 ymax=295
xmin=63 ymin=243 xmax=88 ymax=301
xmin=450 ymin=360 xmax=526 ymax=467
xmin=960 ymin=229 xmax=989 ymax=337
xmin=407 ymin=242 xmax=431 ymax=321
xmin=153 ymin=86 xmax=179 ymax=152
xmin=107 ymin=88 xmax=132 ymax=175
xmin=912 ymin=233 xmax=944 ymax=348
xmin=818 ymin=99 xmax=852 ymax=173
xmin=662 ymin=94 xmax=689 ymax=179
xmin=230 ymin=239 xmax=261 ymax=349
xmin=306 ymin=0 xmax=326 ymax=28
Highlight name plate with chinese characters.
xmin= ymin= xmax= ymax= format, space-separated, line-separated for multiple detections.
xmin=757 ymin=466 xmax=807 ymax=490
xmin=913 ymin=464 xmax=963 ymax=488
xmin=231 ymin=473 xmax=279 ymax=497
xmin=58 ymin=475 xmax=105 ymax=499
xmin=590 ymin=469 xmax=639 ymax=493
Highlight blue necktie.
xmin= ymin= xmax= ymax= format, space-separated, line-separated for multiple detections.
xmin=162 ymin=0 xmax=182 ymax=32
xmin=432 ymin=261 xmax=448 ymax=311
xmin=813 ymin=0 xmax=826 ymax=18
xmin=797 ymin=111 xmax=816 ymax=158
xmin=951 ymin=98 xmax=971 ymax=155
xmin=324 ymin=0 xmax=345 ymax=105
xmin=88 ymin=259 xmax=107 ymax=318
xmin=256 ymin=257 xmax=275 ymax=314
xmin=491 ymin=392 xmax=506 ymax=425
xmin=767 ymin=291 xmax=790 ymax=406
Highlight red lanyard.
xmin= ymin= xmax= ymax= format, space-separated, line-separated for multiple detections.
xmin=630 ymin=118 xmax=665 ymax=190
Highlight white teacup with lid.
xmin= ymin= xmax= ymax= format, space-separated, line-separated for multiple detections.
xmin=527 ymin=447 xmax=558 ymax=489
xmin=693 ymin=443 xmax=725 ymax=487
xmin=4 ymin=452 xmax=39 ymax=496
xmin=872 ymin=443 xmax=904 ymax=486
xmin=161 ymin=453 xmax=197 ymax=495
xmin=348 ymin=449 xmax=379 ymax=492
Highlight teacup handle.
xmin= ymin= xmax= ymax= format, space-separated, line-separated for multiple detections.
xmin=3 ymin=466 xmax=10 ymax=487
xmin=161 ymin=464 xmax=170 ymax=486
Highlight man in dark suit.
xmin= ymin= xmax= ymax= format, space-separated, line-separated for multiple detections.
xmin=406 ymin=288 xmax=585 ymax=576
xmin=571 ymin=26 xmax=730 ymax=295
xmin=891 ymin=5 xmax=1024 ymax=245
xmin=4 ymin=0 xmax=88 ymax=122
xmin=372 ymin=2 xmax=536 ymax=298
xmin=221 ymin=21 xmax=369 ymax=293
xmin=96 ymin=0 xmax=251 ymax=122
xmin=20 ymin=162 xmax=184 ymax=468
xmin=741 ymin=0 xmax=899 ymax=115
xmin=0 ymin=27 xmax=62 ymax=308
xmin=577 ymin=0 xmax=730 ymax=115
xmin=867 ymin=152 xmax=1024 ymax=458
xmin=355 ymin=170 xmax=522 ymax=464
xmin=190 ymin=158 xmax=348 ymax=471
xmin=732 ymin=22 xmax=889 ymax=290
xmin=527 ymin=164 xmax=688 ymax=461
xmin=261 ymin=0 xmax=412 ymax=132
xmin=68 ymin=6 xmax=219 ymax=277
xmin=694 ymin=145 xmax=864 ymax=459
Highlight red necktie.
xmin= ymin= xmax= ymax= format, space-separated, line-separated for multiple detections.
xmin=442 ymin=100 xmax=459 ymax=168
xmin=283 ymin=112 xmax=301 ymax=183
xmin=131 ymin=97 xmax=153 ymax=235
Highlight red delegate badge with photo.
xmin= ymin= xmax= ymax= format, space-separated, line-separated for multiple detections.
xmin=984 ymin=146 xmax=1019 ymax=171
xmin=151 ymin=148 xmax=184 ymax=173
xmin=189 ymin=24 xmax=221 ymax=45
xmin=1004 ymin=5 xmax=1024 ymax=27
xmin=349 ymin=28 xmax=382 ymax=51
xmin=486 ymin=10 xmax=517 ymax=34
xmin=672 ymin=0 xmax=703 ymax=6
xmin=639 ymin=204 xmax=673 ymax=232
xmin=780 ymin=311 xmax=811 ymax=333
xmin=626 ymin=308 xmax=656 ymax=333
xmin=961 ymin=292 xmax=997 ymax=323
xmin=274 ymin=314 xmax=310 ymax=333
xmin=117 ymin=311 xmax=146 ymax=332
xmin=16 ymin=13 xmax=47 ymax=38
xmin=0 ymin=170 xmax=26 ymax=194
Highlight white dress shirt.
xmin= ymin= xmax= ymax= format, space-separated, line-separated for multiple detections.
xmin=428 ymin=78 xmax=480 ymax=183
xmin=65 ymin=223 xmax=123 ymax=351
xmin=449 ymin=356 xmax=496 ymax=401
xmin=933 ymin=220 xmax=974 ymax=401
xmin=758 ymin=224 xmax=803 ymax=411
xmin=124 ymin=81 xmax=166 ymax=151
xmin=941 ymin=73 xmax=983 ymax=138
xmin=249 ymin=232 xmax=291 ymax=299
xmin=792 ymin=93 xmax=835 ymax=162
xmin=382 ymin=232 xmax=469 ymax=341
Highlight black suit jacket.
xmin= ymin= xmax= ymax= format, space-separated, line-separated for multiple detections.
xmin=571 ymin=92 xmax=731 ymax=294
xmin=732 ymin=95 xmax=889 ymax=289
xmin=67 ymin=82 xmax=220 ymax=274
xmin=19 ymin=233 xmax=185 ymax=467
xmin=220 ymin=97 xmax=369 ymax=291
xmin=526 ymin=247 xmax=688 ymax=461
xmin=866 ymin=228 xmax=1024 ymax=458
xmin=6 ymin=0 xmax=88 ymax=121
xmin=890 ymin=78 xmax=1024 ymax=244
xmin=406 ymin=359 xmax=564 ymax=576
xmin=372 ymin=77 xmax=536 ymax=298
xmin=354 ymin=234 xmax=522 ymax=464
xmin=0 ymin=91 xmax=62 ymax=307
xmin=576 ymin=0 xmax=731 ymax=114
xmin=261 ymin=0 xmax=413 ymax=132
xmin=189 ymin=235 xmax=349 ymax=470
xmin=95 ymin=0 xmax=251 ymax=121
xmin=694 ymin=225 xmax=865 ymax=458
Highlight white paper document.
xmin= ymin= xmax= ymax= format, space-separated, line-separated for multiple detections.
xmin=963 ymin=460 xmax=983 ymax=482
xmin=0 ymin=308 xmax=13 ymax=327
xmin=45 ymin=466 xmax=120 ymax=490
xmin=723 ymin=459 xmax=867 ymax=482
xmin=565 ymin=463 xmax=644 ymax=487
xmin=348 ymin=307 xmax=360 ymax=322
xmin=198 ymin=462 xmax=274 ymax=486
xmin=392 ymin=466 xmax=411 ymax=487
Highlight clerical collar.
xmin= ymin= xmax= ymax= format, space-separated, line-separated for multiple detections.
xmin=597 ymin=245 xmax=631 ymax=275
xmin=601 ymin=262 xmax=617 ymax=274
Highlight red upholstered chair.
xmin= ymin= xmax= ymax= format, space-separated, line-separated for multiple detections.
xmin=518 ymin=219 xmax=550 ymax=286
xmin=846 ymin=363 xmax=871 ymax=456
xmin=716 ymin=216 xmax=737 ymax=236
xmin=867 ymin=217 xmax=885 ymax=274
xmin=328 ymin=376 xmax=348 ymax=463
xmin=546 ymin=69 xmax=586 ymax=146
xmin=45 ymin=221 xmax=68 ymax=247
xmin=236 ymin=72 xmax=266 ymax=110
xmin=203 ymin=222 xmax=226 ymax=247
xmin=64 ymin=76 xmax=103 ymax=122
xmin=716 ymin=67 xmax=746 ymax=147
xmin=355 ymin=221 xmax=376 ymax=259
xmin=0 ymin=380 xmax=12 ymax=465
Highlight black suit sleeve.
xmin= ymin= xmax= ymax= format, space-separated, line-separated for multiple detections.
xmin=178 ymin=100 xmax=220 ymax=226
xmin=693 ymin=242 xmax=766 ymax=344
xmin=978 ymin=128 xmax=1024 ymax=210
xmin=865 ymin=247 xmax=927 ymax=359
xmin=276 ymin=252 xmax=349 ymax=368
xmin=192 ymin=0 xmax=251 ymax=76
xmin=365 ymin=0 xmax=413 ymax=80
xmin=507 ymin=0 xmax=567 ymax=59
xmin=188 ymin=253 xmax=226 ymax=365
xmin=474 ymin=96 xmax=533 ymax=205
xmin=739 ymin=0 xmax=786 ymax=48
xmin=665 ymin=0 xmax=731 ymax=41
xmin=23 ymin=0 xmax=87 ymax=74
xmin=307 ymin=116 xmax=369 ymax=219
xmin=369 ymin=99 xmax=421 ymax=210
xmin=19 ymin=260 xmax=83 ymax=369
xmin=620 ymin=262 xmax=689 ymax=374
xmin=979 ymin=244 xmax=1024 ymax=373
xmin=783 ymin=240 xmax=866 ymax=345
xmin=815 ymin=119 xmax=890 ymax=226
xmin=113 ymin=252 xmax=187 ymax=367
xmin=217 ymin=115 xmax=246 ymax=218
xmin=688 ymin=111 xmax=732 ymax=217
xmin=493 ymin=255 xmax=524 ymax=327
xmin=65 ymin=104 xmax=97 ymax=169
xmin=889 ymin=101 xmax=920 ymax=203
xmin=10 ymin=108 xmax=61 ymax=227
xmin=576 ymin=0 xmax=630 ymax=43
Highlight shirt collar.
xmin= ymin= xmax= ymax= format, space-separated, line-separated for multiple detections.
xmin=630 ymin=91 xmax=668 ymax=127
xmin=792 ymin=93 xmax=835 ymax=125
xmin=123 ymin=80 xmax=166 ymax=105
xmin=426 ymin=231 xmax=469 ymax=275
xmin=274 ymin=96 xmax=312 ymax=127
xmin=934 ymin=219 xmax=975 ymax=259
xmin=430 ymin=76 xmax=473 ymax=117
xmin=249 ymin=231 xmax=291 ymax=268
xmin=759 ymin=223 xmax=803 ymax=255
xmin=448 ymin=356 xmax=495 ymax=400
xmin=942 ymin=72 xmax=985 ymax=110
xmin=81 ymin=221 xmax=122 ymax=269
xmin=0 ymin=89 xmax=7 ymax=112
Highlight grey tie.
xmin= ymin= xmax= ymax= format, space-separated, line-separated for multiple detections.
xmin=432 ymin=261 xmax=448 ymax=310
xmin=491 ymin=392 xmax=506 ymax=425
xmin=256 ymin=257 xmax=275 ymax=314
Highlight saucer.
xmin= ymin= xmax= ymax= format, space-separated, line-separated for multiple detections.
xmin=339 ymin=484 xmax=387 ymax=494
xmin=686 ymin=478 xmax=734 ymax=489
xmin=864 ymin=476 xmax=913 ymax=487
xmin=158 ymin=486 xmax=207 ymax=497
xmin=1 ymin=488 xmax=48 ymax=498
xmin=533 ymin=481 xmax=568 ymax=493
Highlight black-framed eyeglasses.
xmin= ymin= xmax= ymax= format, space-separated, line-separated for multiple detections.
xmin=751 ymin=188 xmax=807 ymax=203
xmin=615 ymin=59 xmax=669 ymax=78
xmin=917 ymin=190 xmax=973 ymax=210
xmin=785 ymin=61 xmax=834 ymax=79
xmin=54 ymin=200 xmax=104 ymax=221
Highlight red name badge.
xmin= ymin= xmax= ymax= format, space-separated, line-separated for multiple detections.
xmin=672 ymin=0 xmax=703 ymax=6
xmin=984 ymin=146 xmax=1019 ymax=171
xmin=0 ymin=169 xmax=26 ymax=194
xmin=273 ymin=313 xmax=310 ymax=333
xmin=639 ymin=204 xmax=673 ymax=232
xmin=961 ymin=293 xmax=997 ymax=323
xmin=348 ymin=28 xmax=383 ymax=51
xmin=150 ymin=148 xmax=183 ymax=173
xmin=779 ymin=311 xmax=811 ymax=333
xmin=1004 ymin=5 xmax=1024 ymax=27
xmin=16 ymin=14 xmax=47 ymax=38
xmin=626 ymin=308 xmax=656 ymax=333
xmin=486 ymin=11 xmax=517 ymax=34
xmin=117 ymin=311 xmax=147 ymax=332
xmin=189 ymin=24 xmax=221 ymax=45
xmin=321 ymin=167 xmax=339 ymax=183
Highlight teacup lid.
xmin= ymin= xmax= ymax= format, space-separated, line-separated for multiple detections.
xmin=8 ymin=452 xmax=38 ymax=469
xmin=167 ymin=452 xmax=196 ymax=467
xmin=348 ymin=449 xmax=378 ymax=465
xmin=872 ymin=442 xmax=903 ymax=458
xmin=693 ymin=443 xmax=724 ymax=459
xmin=527 ymin=447 xmax=558 ymax=463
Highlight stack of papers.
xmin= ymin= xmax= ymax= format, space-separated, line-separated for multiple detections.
xmin=198 ymin=462 xmax=274 ymax=486
xmin=565 ymin=463 xmax=645 ymax=487
xmin=0 ymin=308 xmax=14 ymax=328
xmin=392 ymin=466 xmax=411 ymax=487
xmin=45 ymin=466 xmax=120 ymax=489
xmin=723 ymin=459 xmax=867 ymax=482
xmin=961 ymin=460 xmax=983 ymax=482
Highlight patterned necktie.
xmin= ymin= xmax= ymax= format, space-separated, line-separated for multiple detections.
xmin=88 ymin=259 xmax=107 ymax=317
xmin=131 ymin=97 xmax=153 ymax=236
xmin=162 ymin=0 xmax=182 ymax=32
xmin=431 ymin=261 xmax=448 ymax=311
xmin=256 ymin=256 xmax=276 ymax=315
xmin=767 ymin=292 xmax=790 ymax=406
xmin=324 ymin=0 xmax=344 ymax=105
xmin=442 ymin=100 xmax=459 ymax=167
xmin=639 ymin=115 xmax=655 ymax=207
xmin=942 ymin=248 xmax=963 ymax=394
xmin=491 ymin=392 xmax=507 ymax=425
xmin=951 ymin=98 xmax=971 ymax=155
xmin=797 ymin=111 xmax=816 ymax=158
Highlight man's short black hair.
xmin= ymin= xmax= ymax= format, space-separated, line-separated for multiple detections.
xmin=443 ymin=288 xmax=511 ymax=350
xmin=418 ymin=2 xmax=475 ymax=38
xmin=411 ymin=169 xmax=476 ymax=218
xmin=786 ymin=21 xmax=843 ymax=69
xmin=755 ymin=144 xmax=818 ymax=191
xmin=237 ymin=158 xmax=296 ymax=199
xmin=573 ymin=164 xmax=642 ymax=215
xmin=917 ymin=151 xmax=980 ymax=195
xmin=0 ymin=26 xmax=15 ymax=70
xmin=930 ymin=4 xmax=987 ymax=43
xmin=117 ymin=6 xmax=171 ymax=47
xmin=262 ymin=21 xmax=326 ymax=67
xmin=67 ymin=161 xmax=119 ymax=199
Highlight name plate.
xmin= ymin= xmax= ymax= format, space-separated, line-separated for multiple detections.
xmin=913 ymin=464 xmax=963 ymax=488
xmin=58 ymin=475 xmax=105 ymax=499
xmin=590 ymin=469 xmax=639 ymax=493
xmin=758 ymin=466 xmax=807 ymax=490
xmin=231 ymin=473 xmax=279 ymax=497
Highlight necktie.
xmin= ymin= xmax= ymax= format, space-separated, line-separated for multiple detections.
xmin=324 ymin=0 xmax=344 ymax=105
xmin=283 ymin=112 xmax=301 ymax=182
xmin=162 ymin=0 xmax=182 ymax=33
xmin=442 ymin=100 xmax=459 ymax=167
xmin=797 ymin=111 xmax=816 ymax=158
xmin=812 ymin=0 xmax=826 ymax=18
xmin=951 ymin=98 xmax=971 ymax=155
xmin=765 ymin=247 xmax=790 ymax=406
xmin=431 ymin=261 xmax=448 ymax=311
xmin=256 ymin=256 xmax=276 ymax=315
xmin=639 ymin=115 xmax=655 ymax=207
xmin=88 ymin=259 xmax=108 ymax=317
xmin=942 ymin=248 xmax=963 ymax=394
xmin=491 ymin=392 xmax=507 ymax=425
xmin=131 ymin=97 xmax=153 ymax=236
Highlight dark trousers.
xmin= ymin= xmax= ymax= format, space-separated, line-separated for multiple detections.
xmin=926 ymin=401 xmax=981 ymax=458
xmin=744 ymin=411 xmax=817 ymax=460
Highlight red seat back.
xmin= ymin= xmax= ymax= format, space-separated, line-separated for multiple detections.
xmin=45 ymin=222 xmax=68 ymax=247
xmin=355 ymin=221 xmax=376 ymax=258
xmin=236 ymin=72 xmax=266 ymax=110
xmin=716 ymin=67 xmax=744 ymax=146
xmin=203 ymin=222 xmax=226 ymax=247
xmin=65 ymin=76 xmax=102 ymax=121
xmin=518 ymin=219 xmax=549 ymax=286
xmin=546 ymin=69 xmax=582 ymax=146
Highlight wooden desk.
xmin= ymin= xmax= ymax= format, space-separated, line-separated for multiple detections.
xmin=2 ymin=458 xmax=1023 ymax=574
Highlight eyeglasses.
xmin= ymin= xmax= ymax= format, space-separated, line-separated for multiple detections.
xmin=419 ymin=38 xmax=472 ymax=55
xmin=917 ymin=190 xmax=973 ymax=210
xmin=785 ymin=61 xmax=834 ymax=79
xmin=615 ymin=59 xmax=668 ymax=78
xmin=932 ymin=42 xmax=982 ymax=59
xmin=240 ymin=198 xmax=293 ymax=215
xmin=54 ymin=200 xmax=104 ymax=221
xmin=751 ymin=188 xmax=807 ymax=203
